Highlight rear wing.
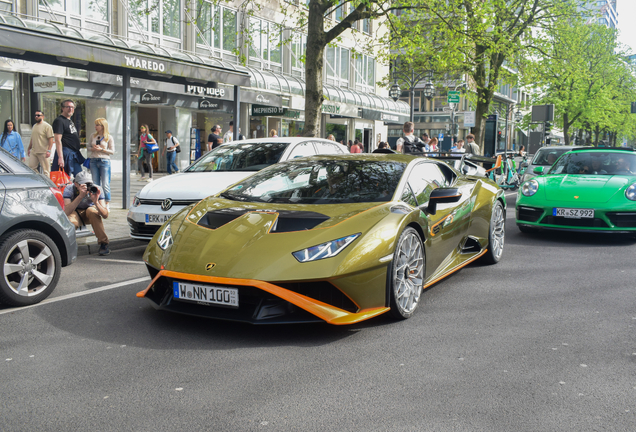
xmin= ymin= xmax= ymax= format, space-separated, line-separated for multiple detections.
xmin=421 ymin=152 xmax=498 ymax=176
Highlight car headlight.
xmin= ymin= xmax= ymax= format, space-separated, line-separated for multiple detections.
xmin=626 ymin=183 xmax=636 ymax=201
xmin=132 ymin=195 xmax=141 ymax=207
xmin=292 ymin=233 xmax=360 ymax=263
xmin=521 ymin=179 xmax=539 ymax=197
xmin=157 ymin=223 xmax=173 ymax=250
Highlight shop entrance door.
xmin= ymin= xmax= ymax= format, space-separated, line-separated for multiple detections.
xmin=137 ymin=107 xmax=159 ymax=171
xmin=363 ymin=128 xmax=372 ymax=152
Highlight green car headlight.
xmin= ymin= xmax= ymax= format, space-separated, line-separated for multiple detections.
xmin=626 ymin=184 xmax=636 ymax=201
xmin=292 ymin=233 xmax=360 ymax=263
xmin=521 ymin=179 xmax=539 ymax=197
xmin=157 ymin=223 xmax=173 ymax=250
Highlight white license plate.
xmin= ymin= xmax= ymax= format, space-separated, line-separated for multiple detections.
xmin=553 ymin=208 xmax=594 ymax=219
xmin=145 ymin=214 xmax=171 ymax=224
xmin=172 ymin=281 xmax=238 ymax=308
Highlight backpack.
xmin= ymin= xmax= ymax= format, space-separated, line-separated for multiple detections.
xmin=402 ymin=136 xmax=425 ymax=154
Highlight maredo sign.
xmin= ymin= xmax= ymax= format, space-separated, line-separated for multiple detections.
xmin=123 ymin=55 xmax=166 ymax=73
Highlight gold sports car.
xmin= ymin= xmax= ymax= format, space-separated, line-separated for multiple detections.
xmin=138 ymin=154 xmax=506 ymax=325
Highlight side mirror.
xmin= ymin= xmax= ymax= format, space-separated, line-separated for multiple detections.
xmin=423 ymin=188 xmax=462 ymax=215
xmin=533 ymin=166 xmax=545 ymax=175
xmin=520 ymin=162 xmax=528 ymax=168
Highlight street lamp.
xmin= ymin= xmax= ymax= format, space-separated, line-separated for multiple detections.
xmin=515 ymin=109 xmax=523 ymax=123
xmin=389 ymin=62 xmax=435 ymax=123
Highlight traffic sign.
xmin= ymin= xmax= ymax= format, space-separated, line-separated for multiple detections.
xmin=438 ymin=133 xmax=444 ymax=140
xmin=447 ymin=91 xmax=460 ymax=103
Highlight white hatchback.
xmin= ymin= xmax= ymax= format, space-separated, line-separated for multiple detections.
xmin=127 ymin=137 xmax=348 ymax=240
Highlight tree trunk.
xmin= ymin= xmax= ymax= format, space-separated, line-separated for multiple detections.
xmin=302 ymin=2 xmax=326 ymax=137
xmin=563 ymin=113 xmax=570 ymax=145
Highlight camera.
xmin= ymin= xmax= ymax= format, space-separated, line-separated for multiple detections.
xmin=86 ymin=182 xmax=99 ymax=194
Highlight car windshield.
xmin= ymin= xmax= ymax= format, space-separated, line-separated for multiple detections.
xmin=548 ymin=151 xmax=636 ymax=175
xmin=221 ymin=160 xmax=406 ymax=204
xmin=531 ymin=147 xmax=571 ymax=166
xmin=186 ymin=142 xmax=289 ymax=172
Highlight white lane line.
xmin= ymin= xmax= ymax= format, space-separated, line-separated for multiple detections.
xmin=505 ymin=192 xmax=517 ymax=197
xmin=87 ymin=259 xmax=146 ymax=265
xmin=0 ymin=276 xmax=151 ymax=316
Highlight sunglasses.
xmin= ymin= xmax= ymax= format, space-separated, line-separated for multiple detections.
xmin=34 ymin=114 xmax=43 ymax=117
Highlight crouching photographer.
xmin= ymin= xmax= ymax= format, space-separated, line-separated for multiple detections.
xmin=63 ymin=171 xmax=110 ymax=256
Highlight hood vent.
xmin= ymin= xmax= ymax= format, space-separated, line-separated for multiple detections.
xmin=198 ymin=208 xmax=330 ymax=232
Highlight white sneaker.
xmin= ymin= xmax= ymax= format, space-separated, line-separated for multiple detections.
xmin=147 ymin=178 xmax=153 ymax=182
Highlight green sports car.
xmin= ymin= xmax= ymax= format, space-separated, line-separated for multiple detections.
xmin=138 ymin=154 xmax=506 ymax=325
xmin=516 ymin=147 xmax=636 ymax=234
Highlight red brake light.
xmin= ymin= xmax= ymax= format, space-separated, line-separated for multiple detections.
xmin=50 ymin=187 xmax=64 ymax=210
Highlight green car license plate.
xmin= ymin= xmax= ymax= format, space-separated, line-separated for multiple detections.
xmin=173 ymin=281 xmax=239 ymax=307
xmin=553 ymin=208 xmax=594 ymax=219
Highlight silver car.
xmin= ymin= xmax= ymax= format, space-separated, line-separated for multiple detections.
xmin=0 ymin=149 xmax=77 ymax=306
xmin=127 ymin=137 xmax=348 ymax=240
xmin=520 ymin=145 xmax=587 ymax=183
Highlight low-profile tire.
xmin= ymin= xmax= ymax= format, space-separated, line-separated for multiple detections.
xmin=0 ymin=229 xmax=62 ymax=306
xmin=481 ymin=200 xmax=505 ymax=265
xmin=517 ymin=224 xmax=538 ymax=234
xmin=388 ymin=227 xmax=425 ymax=320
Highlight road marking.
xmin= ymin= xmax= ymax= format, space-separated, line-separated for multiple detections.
xmin=0 ymin=276 xmax=151 ymax=316
xmin=505 ymin=192 xmax=517 ymax=197
xmin=87 ymin=259 xmax=146 ymax=265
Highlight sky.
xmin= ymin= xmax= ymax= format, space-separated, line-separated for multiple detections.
xmin=617 ymin=1 xmax=636 ymax=54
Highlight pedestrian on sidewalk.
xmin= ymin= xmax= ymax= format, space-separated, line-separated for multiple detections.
xmin=137 ymin=124 xmax=155 ymax=182
xmin=27 ymin=110 xmax=54 ymax=176
xmin=51 ymin=99 xmax=84 ymax=176
xmin=88 ymin=118 xmax=115 ymax=210
xmin=1 ymin=119 xmax=26 ymax=162
xmin=63 ymin=171 xmax=110 ymax=256
xmin=162 ymin=130 xmax=180 ymax=174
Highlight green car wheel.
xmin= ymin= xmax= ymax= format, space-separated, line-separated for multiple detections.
xmin=389 ymin=227 xmax=425 ymax=320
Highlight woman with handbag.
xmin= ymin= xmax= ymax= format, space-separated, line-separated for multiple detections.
xmin=88 ymin=118 xmax=115 ymax=210
xmin=162 ymin=130 xmax=180 ymax=174
xmin=136 ymin=124 xmax=156 ymax=182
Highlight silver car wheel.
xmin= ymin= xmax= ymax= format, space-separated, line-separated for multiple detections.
xmin=392 ymin=228 xmax=424 ymax=317
xmin=489 ymin=202 xmax=505 ymax=261
xmin=3 ymin=238 xmax=56 ymax=298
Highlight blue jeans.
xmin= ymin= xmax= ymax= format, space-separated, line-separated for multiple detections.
xmin=166 ymin=151 xmax=179 ymax=174
xmin=90 ymin=158 xmax=111 ymax=202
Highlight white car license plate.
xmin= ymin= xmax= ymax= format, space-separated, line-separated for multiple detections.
xmin=173 ymin=281 xmax=239 ymax=308
xmin=553 ymin=208 xmax=594 ymax=219
xmin=146 ymin=214 xmax=171 ymax=224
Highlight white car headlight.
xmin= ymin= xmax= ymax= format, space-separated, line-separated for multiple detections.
xmin=132 ymin=195 xmax=141 ymax=207
xmin=521 ymin=179 xmax=539 ymax=197
xmin=626 ymin=183 xmax=636 ymax=201
xmin=157 ymin=223 xmax=173 ymax=250
xmin=292 ymin=233 xmax=360 ymax=263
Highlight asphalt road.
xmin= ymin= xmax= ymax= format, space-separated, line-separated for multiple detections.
xmin=1 ymin=193 xmax=635 ymax=431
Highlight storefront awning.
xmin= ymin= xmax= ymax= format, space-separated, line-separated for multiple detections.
xmin=243 ymin=66 xmax=410 ymax=118
xmin=0 ymin=12 xmax=250 ymax=87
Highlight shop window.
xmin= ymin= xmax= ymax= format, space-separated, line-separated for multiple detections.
xmin=39 ymin=0 xmax=109 ymax=30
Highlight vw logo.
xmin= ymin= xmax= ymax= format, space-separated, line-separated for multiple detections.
xmin=205 ymin=263 xmax=216 ymax=271
xmin=161 ymin=199 xmax=173 ymax=211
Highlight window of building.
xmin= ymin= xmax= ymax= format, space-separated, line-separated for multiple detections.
xmin=325 ymin=46 xmax=350 ymax=87
xmin=249 ymin=18 xmax=282 ymax=70
xmin=0 ymin=0 xmax=13 ymax=11
xmin=195 ymin=3 xmax=237 ymax=54
xmin=354 ymin=54 xmax=375 ymax=91
xmin=128 ymin=0 xmax=180 ymax=45
xmin=39 ymin=0 xmax=109 ymax=31
xmin=362 ymin=18 xmax=370 ymax=34
xmin=334 ymin=2 xmax=345 ymax=21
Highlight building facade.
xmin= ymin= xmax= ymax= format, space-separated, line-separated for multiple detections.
xmin=0 ymin=0 xmax=408 ymax=207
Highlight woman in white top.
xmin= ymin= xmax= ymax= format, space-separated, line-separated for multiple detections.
xmin=88 ymin=118 xmax=115 ymax=210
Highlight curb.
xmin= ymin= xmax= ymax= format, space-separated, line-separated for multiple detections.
xmin=77 ymin=238 xmax=147 ymax=256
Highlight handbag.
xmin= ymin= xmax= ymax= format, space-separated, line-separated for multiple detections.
xmin=174 ymin=137 xmax=181 ymax=153
xmin=146 ymin=142 xmax=159 ymax=153
xmin=50 ymin=168 xmax=71 ymax=192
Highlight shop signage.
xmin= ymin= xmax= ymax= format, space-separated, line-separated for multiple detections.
xmin=124 ymin=55 xmax=166 ymax=73
xmin=33 ymin=76 xmax=64 ymax=93
xmin=361 ymin=109 xmax=408 ymax=124
xmin=464 ymin=111 xmax=476 ymax=127
xmin=241 ymin=90 xmax=282 ymax=106
xmin=252 ymin=105 xmax=285 ymax=116
xmin=199 ymin=99 xmax=221 ymax=110
xmin=321 ymin=101 xmax=358 ymax=118
xmin=185 ymin=84 xmax=225 ymax=98
xmin=140 ymin=90 xmax=165 ymax=104
xmin=283 ymin=110 xmax=301 ymax=119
